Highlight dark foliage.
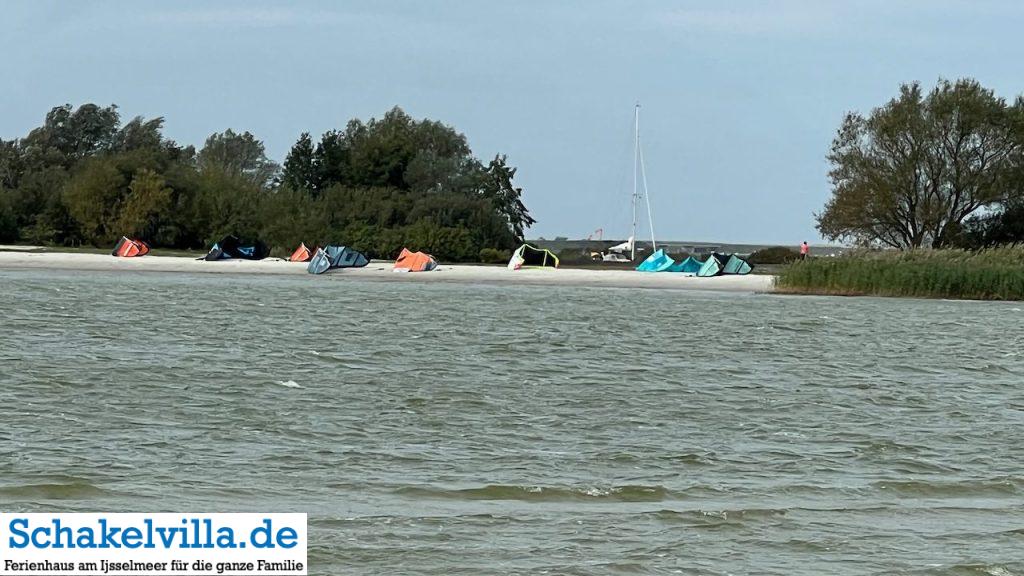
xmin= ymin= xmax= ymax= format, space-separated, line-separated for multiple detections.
xmin=0 ymin=104 xmax=533 ymax=260
xmin=748 ymin=246 xmax=801 ymax=265
xmin=818 ymin=79 xmax=1024 ymax=249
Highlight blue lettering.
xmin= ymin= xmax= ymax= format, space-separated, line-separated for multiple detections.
xmin=122 ymin=527 xmax=142 ymax=549
xmin=143 ymin=519 xmax=155 ymax=549
xmin=215 ymin=527 xmax=236 ymax=548
xmin=99 ymin=519 xmax=121 ymax=549
xmin=8 ymin=518 xmax=29 ymax=549
xmin=250 ymin=519 xmax=273 ymax=549
xmin=277 ymin=526 xmax=297 ymax=549
xmin=77 ymin=527 xmax=96 ymax=548
xmin=31 ymin=526 xmax=51 ymax=548
xmin=53 ymin=519 xmax=73 ymax=549
xmin=156 ymin=526 xmax=180 ymax=548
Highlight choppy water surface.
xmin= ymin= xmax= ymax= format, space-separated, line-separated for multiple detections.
xmin=2 ymin=269 xmax=1023 ymax=575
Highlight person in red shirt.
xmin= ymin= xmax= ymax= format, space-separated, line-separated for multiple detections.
xmin=800 ymin=241 xmax=810 ymax=260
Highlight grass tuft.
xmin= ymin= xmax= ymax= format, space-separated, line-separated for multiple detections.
xmin=775 ymin=248 xmax=1024 ymax=300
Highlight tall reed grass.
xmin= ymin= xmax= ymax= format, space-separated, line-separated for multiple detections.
xmin=775 ymin=248 xmax=1024 ymax=300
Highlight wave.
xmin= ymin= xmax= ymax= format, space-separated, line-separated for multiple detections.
xmin=657 ymin=452 xmax=716 ymax=465
xmin=0 ymin=481 xmax=109 ymax=500
xmin=904 ymin=563 xmax=1024 ymax=576
xmin=871 ymin=478 xmax=1020 ymax=497
xmin=394 ymin=484 xmax=676 ymax=502
xmin=648 ymin=507 xmax=788 ymax=524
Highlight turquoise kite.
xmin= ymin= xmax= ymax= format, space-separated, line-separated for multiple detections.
xmin=724 ymin=254 xmax=753 ymax=275
xmin=636 ymin=249 xmax=675 ymax=272
xmin=667 ymin=256 xmax=704 ymax=274
xmin=698 ymin=252 xmax=753 ymax=276
xmin=636 ymin=250 xmax=753 ymax=275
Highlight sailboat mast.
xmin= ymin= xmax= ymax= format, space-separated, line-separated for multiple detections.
xmin=631 ymin=103 xmax=639 ymax=261
xmin=639 ymin=142 xmax=657 ymax=251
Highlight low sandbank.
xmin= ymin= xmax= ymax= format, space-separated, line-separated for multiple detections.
xmin=0 ymin=249 xmax=776 ymax=293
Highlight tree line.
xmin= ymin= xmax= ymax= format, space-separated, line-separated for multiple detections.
xmin=818 ymin=78 xmax=1024 ymax=250
xmin=0 ymin=104 xmax=534 ymax=261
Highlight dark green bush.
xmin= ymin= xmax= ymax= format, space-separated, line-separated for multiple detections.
xmin=0 ymin=104 xmax=531 ymax=262
xmin=749 ymin=246 xmax=800 ymax=265
xmin=556 ymin=248 xmax=598 ymax=265
xmin=478 ymin=247 xmax=510 ymax=264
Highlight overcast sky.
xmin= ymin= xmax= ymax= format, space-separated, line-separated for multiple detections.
xmin=3 ymin=1 xmax=1024 ymax=244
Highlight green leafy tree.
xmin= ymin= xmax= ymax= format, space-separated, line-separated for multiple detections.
xmin=314 ymin=130 xmax=349 ymax=192
xmin=344 ymin=109 xmax=418 ymax=188
xmin=818 ymin=79 xmax=1024 ymax=248
xmin=0 ymin=189 xmax=17 ymax=243
xmin=0 ymin=139 xmax=23 ymax=189
xmin=118 ymin=169 xmax=173 ymax=240
xmin=281 ymin=132 xmax=318 ymax=194
xmin=959 ymin=199 xmax=1024 ymax=247
xmin=198 ymin=129 xmax=279 ymax=188
xmin=111 ymin=116 xmax=166 ymax=153
xmin=13 ymin=167 xmax=73 ymax=244
xmin=257 ymin=187 xmax=329 ymax=253
xmin=63 ymin=157 xmax=126 ymax=245
xmin=481 ymin=155 xmax=535 ymax=242
xmin=189 ymin=166 xmax=264 ymax=244
xmin=20 ymin=104 xmax=120 ymax=170
xmin=2 ymin=101 xmax=534 ymax=257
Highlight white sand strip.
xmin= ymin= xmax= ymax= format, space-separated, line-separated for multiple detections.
xmin=0 ymin=250 xmax=775 ymax=293
xmin=0 ymin=245 xmax=44 ymax=251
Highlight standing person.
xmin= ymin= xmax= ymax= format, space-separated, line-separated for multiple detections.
xmin=800 ymin=241 xmax=810 ymax=261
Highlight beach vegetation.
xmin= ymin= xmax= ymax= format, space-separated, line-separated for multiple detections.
xmin=748 ymin=246 xmax=800 ymax=265
xmin=0 ymin=103 xmax=532 ymax=261
xmin=478 ymin=248 xmax=511 ymax=264
xmin=958 ymin=198 xmax=1024 ymax=249
xmin=776 ymin=248 xmax=1024 ymax=300
xmin=555 ymin=248 xmax=597 ymax=265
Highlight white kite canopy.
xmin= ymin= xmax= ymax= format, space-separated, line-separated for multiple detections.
xmin=607 ymin=236 xmax=634 ymax=254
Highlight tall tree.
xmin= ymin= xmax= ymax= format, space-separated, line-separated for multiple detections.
xmin=281 ymin=132 xmax=318 ymax=193
xmin=0 ymin=139 xmax=24 ymax=189
xmin=118 ymin=168 xmax=173 ymax=240
xmin=197 ymin=129 xmax=278 ymax=188
xmin=481 ymin=155 xmax=535 ymax=242
xmin=314 ymin=129 xmax=349 ymax=191
xmin=111 ymin=116 xmax=167 ymax=153
xmin=62 ymin=158 xmax=126 ymax=245
xmin=4 ymin=101 xmax=535 ymax=256
xmin=20 ymin=104 xmax=120 ymax=170
xmin=818 ymin=79 xmax=1024 ymax=248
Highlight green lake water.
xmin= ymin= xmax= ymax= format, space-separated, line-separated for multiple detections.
xmin=1 ymin=269 xmax=1022 ymax=575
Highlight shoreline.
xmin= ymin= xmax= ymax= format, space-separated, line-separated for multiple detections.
xmin=0 ymin=250 xmax=776 ymax=293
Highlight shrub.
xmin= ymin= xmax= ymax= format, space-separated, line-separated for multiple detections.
xmin=479 ymin=247 xmax=510 ymax=264
xmin=748 ymin=246 xmax=800 ymax=265
xmin=556 ymin=248 xmax=598 ymax=265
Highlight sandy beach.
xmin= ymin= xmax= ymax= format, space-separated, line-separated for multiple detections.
xmin=0 ymin=249 xmax=775 ymax=292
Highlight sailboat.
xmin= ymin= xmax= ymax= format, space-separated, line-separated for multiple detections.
xmin=602 ymin=103 xmax=657 ymax=263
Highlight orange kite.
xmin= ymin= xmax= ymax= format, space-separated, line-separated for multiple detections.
xmin=393 ymin=248 xmax=438 ymax=272
xmin=112 ymin=237 xmax=150 ymax=258
xmin=289 ymin=243 xmax=314 ymax=262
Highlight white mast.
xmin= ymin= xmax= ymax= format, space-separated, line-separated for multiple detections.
xmin=631 ymin=103 xmax=639 ymax=261
xmin=639 ymin=133 xmax=657 ymax=252
xmin=630 ymin=103 xmax=656 ymax=260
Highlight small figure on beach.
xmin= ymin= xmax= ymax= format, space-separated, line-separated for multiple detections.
xmin=800 ymin=241 xmax=810 ymax=261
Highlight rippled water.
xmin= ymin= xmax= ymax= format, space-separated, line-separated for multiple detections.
xmin=2 ymin=269 xmax=1023 ymax=575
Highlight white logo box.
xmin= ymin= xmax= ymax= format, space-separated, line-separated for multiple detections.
xmin=0 ymin=513 xmax=307 ymax=575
